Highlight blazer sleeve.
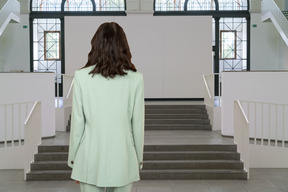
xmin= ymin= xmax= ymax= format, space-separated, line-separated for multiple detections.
xmin=67 ymin=72 xmax=85 ymax=168
xmin=132 ymin=75 xmax=145 ymax=170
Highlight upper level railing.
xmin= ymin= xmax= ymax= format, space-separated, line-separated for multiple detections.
xmin=0 ymin=0 xmax=20 ymax=36
xmin=262 ymin=0 xmax=288 ymax=46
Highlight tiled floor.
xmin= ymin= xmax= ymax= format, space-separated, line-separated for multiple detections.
xmin=0 ymin=169 xmax=288 ymax=192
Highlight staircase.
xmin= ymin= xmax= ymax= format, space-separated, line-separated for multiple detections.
xmin=0 ymin=0 xmax=20 ymax=36
xmin=26 ymin=104 xmax=247 ymax=180
xmin=262 ymin=0 xmax=288 ymax=46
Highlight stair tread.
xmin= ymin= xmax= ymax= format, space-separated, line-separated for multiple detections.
xmin=32 ymin=161 xmax=68 ymax=164
xmin=36 ymin=152 xmax=68 ymax=155
xmin=145 ymin=119 xmax=209 ymax=120
xmin=32 ymin=159 xmax=242 ymax=164
xmin=28 ymin=170 xmax=71 ymax=174
xmin=144 ymin=160 xmax=242 ymax=163
xmin=141 ymin=169 xmax=246 ymax=173
xmin=144 ymin=151 xmax=238 ymax=154
xmin=36 ymin=151 xmax=237 ymax=155
xmin=145 ymin=124 xmax=210 ymax=126
xmin=28 ymin=169 xmax=246 ymax=173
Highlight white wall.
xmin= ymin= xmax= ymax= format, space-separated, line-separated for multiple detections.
xmin=250 ymin=145 xmax=288 ymax=168
xmin=65 ymin=14 xmax=212 ymax=98
xmin=0 ymin=14 xmax=30 ymax=72
xmin=221 ymin=71 xmax=288 ymax=137
xmin=0 ymin=73 xmax=56 ymax=138
xmin=251 ymin=13 xmax=288 ymax=70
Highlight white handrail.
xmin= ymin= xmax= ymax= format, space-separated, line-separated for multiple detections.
xmin=0 ymin=0 xmax=20 ymax=36
xmin=203 ymin=75 xmax=212 ymax=98
xmin=236 ymin=100 xmax=249 ymax=123
xmin=262 ymin=0 xmax=288 ymax=46
xmin=234 ymin=100 xmax=250 ymax=179
xmin=203 ymin=73 xmax=221 ymax=107
xmin=24 ymin=101 xmax=42 ymax=180
xmin=66 ymin=78 xmax=74 ymax=100
xmin=55 ymin=74 xmax=74 ymax=108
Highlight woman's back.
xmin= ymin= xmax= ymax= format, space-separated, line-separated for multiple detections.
xmin=68 ymin=66 xmax=144 ymax=187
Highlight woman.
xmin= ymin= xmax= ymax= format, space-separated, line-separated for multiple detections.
xmin=68 ymin=22 xmax=145 ymax=192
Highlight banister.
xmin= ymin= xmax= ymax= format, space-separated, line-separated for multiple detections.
xmin=235 ymin=100 xmax=249 ymax=124
xmin=203 ymin=75 xmax=212 ymax=99
xmin=24 ymin=101 xmax=39 ymax=125
xmin=66 ymin=78 xmax=74 ymax=99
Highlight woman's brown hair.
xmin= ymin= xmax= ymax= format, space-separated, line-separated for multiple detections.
xmin=83 ymin=22 xmax=137 ymax=78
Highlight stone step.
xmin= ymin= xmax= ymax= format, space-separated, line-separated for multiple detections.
xmin=26 ymin=169 xmax=247 ymax=180
xmin=145 ymin=124 xmax=211 ymax=130
xmin=143 ymin=160 xmax=243 ymax=170
xmin=35 ymin=152 xmax=68 ymax=161
xmin=30 ymin=160 xmax=243 ymax=171
xmin=143 ymin=151 xmax=240 ymax=160
xmin=144 ymin=144 xmax=237 ymax=152
xmin=140 ymin=169 xmax=247 ymax=180
xmin=145 ymin=119 xmax=210 ymax=124
xmin=145 ymin=105 xmax=205 ymax=109
xmin=145 ymin=114 xmax=208 ymax=119
xmin=34 ymin=151 xmax=240 ymax=161
xmin=31 ymin=161 xmax=71 ymax=170
xmin=26 ymin=170 xmax=72 ymax=181
xmin=38 ymin=145 xmax=69 ymax=153
xmin=145 ymin=109 xmax=207 ymax=114
xmin=38 ymin=144 xmax=237 ymax=153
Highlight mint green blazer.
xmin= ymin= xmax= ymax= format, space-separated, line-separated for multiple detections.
xmin=67 ymin=66 xmax=144 ymax=187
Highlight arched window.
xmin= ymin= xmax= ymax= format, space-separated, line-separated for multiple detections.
xmin=218 ymin=0 xmax=248 ymax=11
xmin=64 ymin=0 xmax=94 ymax=11
xmin=186 ymin=0 xmax=216 ymax=11
xmin=154 ymin=0 xmax=185 ymax=11
xmin=95 ymin=0 xmax=125 ymax=11
xmin=32 ymin=0 xmax=62 ymax=11
xmin=31 ymin=0 xmax=126 ymax=11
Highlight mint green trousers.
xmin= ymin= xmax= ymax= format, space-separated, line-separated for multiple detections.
xmin=80 ymin=182 xmax=133 ymax=192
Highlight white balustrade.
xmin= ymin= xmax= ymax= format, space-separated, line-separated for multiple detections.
xmin=262 ymin=0 xmax=288 ymax=46
xmin=0 ymin=102 xmax=33 ymax=144
xmin=0 ymin=0 xmax=20 ymax=36
xmin=0 ymin=101 xmax=41 ymax=173
xmin=234 ymin=100 xmax=250 ymax=179
xmin=240 ymin=100 xmax=288 ymax=147
xmin=24 ymin=101 xmax=42 ymax=180
xmin=234 ymin=100 xmax=288 ymax=178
